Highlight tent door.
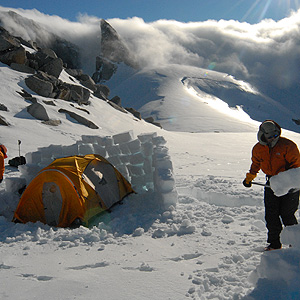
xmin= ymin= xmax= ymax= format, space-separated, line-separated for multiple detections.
xmin=42 ymin=182 xmax=63 ymax=226
xmin=84 ymin=161 xmax=120 ymax=208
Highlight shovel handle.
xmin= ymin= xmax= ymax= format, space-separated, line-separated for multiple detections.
xmin=252 ymin=181 xmax=271 ymax=188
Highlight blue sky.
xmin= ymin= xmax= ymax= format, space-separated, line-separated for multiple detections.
xmin=1 ymin=0 xmax=300 ymax=23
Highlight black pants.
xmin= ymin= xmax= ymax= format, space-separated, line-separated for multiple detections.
xmin=264 ymin=187 xmax=299 ymax=246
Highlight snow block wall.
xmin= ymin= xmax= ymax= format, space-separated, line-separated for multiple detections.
xmin=8 ymin=131 xmax=177 ymax=208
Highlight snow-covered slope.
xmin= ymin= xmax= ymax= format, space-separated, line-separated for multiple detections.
xmin=1 ymin=8 xmax=300 ymax=299
xmin=107 ymin=63 xmax=300 ymax=133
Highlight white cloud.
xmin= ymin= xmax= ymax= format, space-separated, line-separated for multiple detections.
xmin=1 ymin=6 xmax=300 ymax=91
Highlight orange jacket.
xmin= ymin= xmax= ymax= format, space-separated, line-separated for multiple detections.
xmin=0 ymin=151 xmax=4 ymax=180
xmin=250 ymin=137 xmax=300 ymax=176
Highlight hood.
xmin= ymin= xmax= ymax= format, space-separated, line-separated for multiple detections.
xmin=257 ymin=120 xmax=281 ymax=147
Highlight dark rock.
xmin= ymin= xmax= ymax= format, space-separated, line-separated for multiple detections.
xmin=27 ymin=102 xmax=50 ymax=121
xmin=100 ymin=19 xmax=137 ymax=68
xmin=0 ymin=115 xmax=9 ymax=126
xmin=42 ymin=119 xmax=62 ymax=126
xmin=78 ymin=74 xmax=97 ymax=91
xmin=65 ymin=68 xmax=83 ymax=78
xmin=93 ymin=57 xmax=117 ymax=82
xmin=144 ymin=117 xmax=162 ymax=128
xmin=126 ymin=107 xmax=142 ymax=120
xmin=0 ymin=46 xmax=26 ymax=65
xmin=43 ymin=100 xmax=56 ymax=106
xmin=25 ymin=73 xmax=54 ymax=97
xmin=108 ymin=101 xmax=128 ymax=113
xmin=0 ymin=103 xmax=8 ymax=111
xmin=0 ymin=26 xmax=20 ymax=51
xmin=58 ymin=108 xmax=98 ymax=129
xmin=10 ymin=62 xmax=35 ymax=74
xmin=110 ymin=95 xmax=121 ymax=106
xmin=39 ymin=57 xmax=63 ymax=78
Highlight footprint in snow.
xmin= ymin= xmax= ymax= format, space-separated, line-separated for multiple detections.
xmin=123 ymin=263 xmax=156 ymax=272
xmin=169 ymin=253 xmax=203 ymax=262
xmin=20 ymin=274 xmax=53 ymax=281
xmin=68 ymin=262 xmax=109 ymax=270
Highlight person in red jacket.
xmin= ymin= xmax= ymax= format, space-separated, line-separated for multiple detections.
xmin=0 ymin=144 xmax=7 ymax=183
xmin=243 ymin=120 xmax=300 ymax=251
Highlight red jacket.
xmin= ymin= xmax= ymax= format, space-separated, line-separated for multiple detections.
xmin=250 ymin=137 xmax=300 ymax=176
xmin=0 ymin=151 xmax=5 ymax=180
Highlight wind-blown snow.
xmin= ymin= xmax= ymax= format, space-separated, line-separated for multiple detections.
xmin=0 ymin=8 xmax=300 ymax=300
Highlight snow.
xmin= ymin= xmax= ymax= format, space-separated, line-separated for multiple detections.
xmin=270 ymin=168 xmax=300 ymax=196
xmin=0 ymin=57 xmax=300 ymax=300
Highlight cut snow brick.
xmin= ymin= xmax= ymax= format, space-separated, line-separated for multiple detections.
xmin=62 ymin=144 xmax=79 ymax=156
xmin=141 ymin=142 xmax=153 ymax=157
xmin=81 ymin=135 xmax=99 ymax=144
xmin=138 ymin=132 xmax=157 ymax=143
xmin=127 ymin=164 xmax=145 ymax=176
xmin=129 ymin=153 xmax=144 ymax=165
xmin=153 ymin=136 xmax=166 ymax=146
xmin=106 ymin=145 xmax=121 ymax=157
xmin=25 ymin=151 xmax=41 ymax=164
xmin=127 ymin=139 xmax=141 ymax=154
xmin=97 ymin=136 xmax=114 ymax=147
xmin=107 ymin=156 xmax=121 ymax=166
xmin=78 ymin=143 xmax=94 ymax=155
xmin=113 ymin=130 xmax=134 ymax=144
xmin=119 ymin=143 xmax=131 ymax=155
xmin=92 ymin=144 xmax=107 ymax=157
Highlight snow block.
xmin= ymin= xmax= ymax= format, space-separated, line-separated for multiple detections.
xmin=106 ymin=145 xmax=121 ymax=157
xmin=129 ymin=153 xmax=144 ymax=165
xmin=141 ymin=142 xmax=153 ymax=157
xmin=138 ymin=132 xmax=157 ymax=143
xmin=5 ymin=177 xmax=26 ymax=194
xmin=97 ymin=136 xmax=114 ymax=147
xmin=127 ymin=165 xmax=145 ymax=176
xmin=127 ymin=139 xmax=141 ymax=154
xmin=25 ymin=151 xmax=41 ymax=164
xmin=78 ymin=143 xmax=94 ymax=155
xmin=81 ymin=135 xmax=99 ymax=144
xmin=119 ymin=143 xmax=131 ymax=155
xmin=62 ymin=144 xmax=79 ymax=156
xmin=107 ymin=156 xmax=122 ymax=166
xmin=113 ymin=130 xmax=134 ymax=145
xmin=152 ymin=136 xmax=167 ymax=146
xmin=92 ymin=144 xmax=107 ymax=157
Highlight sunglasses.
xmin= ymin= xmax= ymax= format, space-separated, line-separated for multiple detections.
xmin=266 ymin=134 xmax=278 ymax=140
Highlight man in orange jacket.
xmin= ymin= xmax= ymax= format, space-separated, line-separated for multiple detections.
xmin=243 ymin=120 xmax=300 ymax=251
xmin=0 ymin=144 xmax=7 ymax=183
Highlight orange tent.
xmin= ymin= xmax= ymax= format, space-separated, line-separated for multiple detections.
xmin=13 ymin=154 xmax=134 ymax=227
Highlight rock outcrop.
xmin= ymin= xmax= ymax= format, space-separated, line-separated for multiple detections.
xmin=92 ymin=19 xmax=139 ymax=83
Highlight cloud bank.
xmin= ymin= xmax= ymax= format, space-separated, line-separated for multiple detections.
xmin=0 ymin=6 xmax=300 ymax=96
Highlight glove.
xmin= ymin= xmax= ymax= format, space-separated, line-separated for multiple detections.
xmin=243 ymin=173 xmax=256 ymax=188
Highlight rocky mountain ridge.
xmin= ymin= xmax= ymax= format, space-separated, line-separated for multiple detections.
xmin=0 ymin=12 xmax=160 ymax=130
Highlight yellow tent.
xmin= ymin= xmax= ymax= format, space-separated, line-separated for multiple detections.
xmin=13 ymin=154 xmax=134 ymax=227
